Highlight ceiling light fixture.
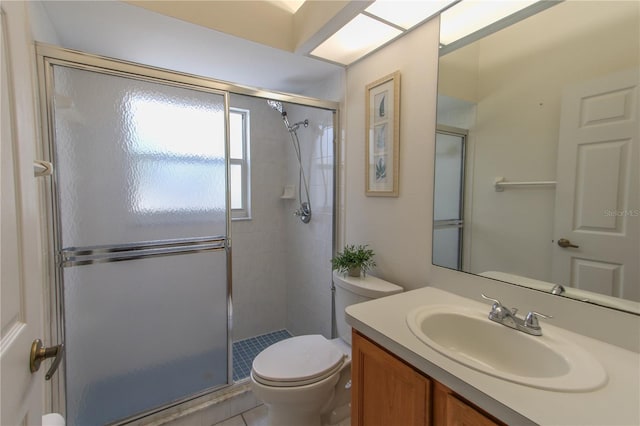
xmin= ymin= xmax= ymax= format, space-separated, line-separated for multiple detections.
xmin=310 ymin=13 xmax=402 ymax=65
xmin=365 ymin=0 xmax=458 ymax=30
xmin=308 ymin=0 xmax=544 ymax=66
xmin=439 ymin=0 xmax=540 ymax=45
xmin=310 ymin=0 xmax=458 ymax=66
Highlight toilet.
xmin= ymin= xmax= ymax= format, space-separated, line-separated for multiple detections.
xmin=250 ymin=271 xmax=403 ymax=426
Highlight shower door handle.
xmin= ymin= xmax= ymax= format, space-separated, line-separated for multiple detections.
xmin=30 ymin=339 xmax=65 ymax=380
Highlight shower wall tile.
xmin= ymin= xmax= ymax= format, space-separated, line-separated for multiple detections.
xmin=229 ymin=95 xmax=334 ymax=342
xmin=230 ymin=94 xmax=289 ymax=341
xmin=310 ymin=183 xmax=334 ymax=216
xmin=283 ymin=104 xmax=335 ymax=338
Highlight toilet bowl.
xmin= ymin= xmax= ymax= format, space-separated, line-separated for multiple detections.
xmin=250 ymin=272 xmax=402 ymax=426
xmin=251 ymin=335 xmax=350 ymax=426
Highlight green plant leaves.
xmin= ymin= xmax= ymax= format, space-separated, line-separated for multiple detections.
xmin=331 ymin=244 xmax=376 ymax=275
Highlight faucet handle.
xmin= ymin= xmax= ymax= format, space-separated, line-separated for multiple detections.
xmin=481 ymin=294 xmax=510 ymax=320
xmin=481 ymin=294 xmax=502 ymax=307
xmin=524 ymin=311 xmax=552 ymax=329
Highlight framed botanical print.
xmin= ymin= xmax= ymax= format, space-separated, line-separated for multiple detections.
xmin=365 ymin=71 xmax=400 ymax=197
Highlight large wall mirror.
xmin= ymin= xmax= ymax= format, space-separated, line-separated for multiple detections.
xmin=434 ymin=0 xmax=639 ymax=314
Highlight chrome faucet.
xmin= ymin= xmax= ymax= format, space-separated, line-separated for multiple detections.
xmin=481 ymin=294 xmax=551 ymax=336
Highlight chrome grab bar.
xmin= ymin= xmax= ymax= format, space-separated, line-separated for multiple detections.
xmin=494 ymin=176 xmax=556 ymax=192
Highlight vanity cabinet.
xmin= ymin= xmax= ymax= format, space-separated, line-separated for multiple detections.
xmin=351 ymin=331 xmax=503 ymax=426
xmin=432 ymin=382 xmax=501 ymax=426
xmin=351 ymin=330 xmax=431 ymax=426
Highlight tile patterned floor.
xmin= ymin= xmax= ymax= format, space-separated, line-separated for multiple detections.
xmin=212 ymin=404 xmax=267 ymax=426
xmin=213 ymin=404 xmax=351 ymax=426
xmin=233 ymin=330 xmax=292 ymax=381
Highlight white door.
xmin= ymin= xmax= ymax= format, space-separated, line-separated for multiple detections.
xmin=1 ymin=2 xmax=46 ymax=425
xmin=552 ymin=69 xmax=639 ymax=302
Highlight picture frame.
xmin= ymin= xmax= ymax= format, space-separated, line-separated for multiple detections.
xmin=365 ymin=71 xmax=400 ymax=197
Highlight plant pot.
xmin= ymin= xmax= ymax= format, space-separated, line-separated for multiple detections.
xmin=347 ymin=267 xmax=361 ymax=277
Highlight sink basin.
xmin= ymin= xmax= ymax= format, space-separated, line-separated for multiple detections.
xmin=406 ymin=305 xmax=607 ymax=391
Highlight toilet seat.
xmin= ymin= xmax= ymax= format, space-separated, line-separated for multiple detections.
xmin=252 ymin=335 xmax=346 ymax=387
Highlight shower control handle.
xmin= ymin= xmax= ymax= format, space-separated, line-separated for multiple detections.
xmin=294 ymin=202 xmax=312 ymax=224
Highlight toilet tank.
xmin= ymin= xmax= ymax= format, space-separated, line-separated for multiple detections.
xmin=333 ymin=271 xmax=403 ymax=345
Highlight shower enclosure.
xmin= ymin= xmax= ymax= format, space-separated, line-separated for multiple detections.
xmin=38 ymin=46 xmax=337 ymax=425
xmin=39 ymin=51 xmax=231 ymax=425
xmin=229 ymin=93 xmax=336 ymax=377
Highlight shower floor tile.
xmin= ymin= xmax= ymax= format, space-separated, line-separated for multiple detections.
xmin=233 ymin=330 xmax=292 ymax=381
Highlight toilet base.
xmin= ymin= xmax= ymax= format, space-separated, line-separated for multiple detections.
xmin=251 ymin=370 xmax=340 ymax=426
xmin=322 ymin=402 xmax=350 ymax=426
xmin=251 ymin=364 xmax=351 ymax=426
xmin=250 ymin=337 xmax=353 ymax=426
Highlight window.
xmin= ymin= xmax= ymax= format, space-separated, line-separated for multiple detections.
xmin=128 ymin=94 xmax=226 ymax=216
xmin=126 ymin=95 xmax=249 ymax=219
xmin=230 ymin=108 xmax=251 ymax=219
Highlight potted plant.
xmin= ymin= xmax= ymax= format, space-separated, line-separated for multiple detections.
xmin=331 ymin=244 xmax=376 ymax=277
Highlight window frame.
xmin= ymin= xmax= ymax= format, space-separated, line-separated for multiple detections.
xmin=229 ymin=107 xmax=251 ymax=220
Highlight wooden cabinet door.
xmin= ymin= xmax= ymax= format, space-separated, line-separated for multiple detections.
xmin=445 ymin=395 xmax=500 ymax=426
xmin=433 ymin=382 xmax=501 ymax=426
xmin=352 ymin=331 xmax=431 ymax=426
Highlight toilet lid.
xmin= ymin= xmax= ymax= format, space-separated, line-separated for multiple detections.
xmin=252 ymin=335 xmax=345 ymax=387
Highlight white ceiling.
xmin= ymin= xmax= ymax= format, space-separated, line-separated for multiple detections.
xmin=36 ymin=1 xmax=344 ymax=99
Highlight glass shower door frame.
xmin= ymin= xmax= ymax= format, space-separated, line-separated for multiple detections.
xmin=36 ymin=45 xmax=234 ymax=423
xmin=433 ymin=125 xmax=468 ymax=270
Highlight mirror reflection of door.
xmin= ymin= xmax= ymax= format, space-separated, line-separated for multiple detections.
xmin=433 ymin=126 xmax=467 ymax=270
xmin=552 ymin=68 xmax=639 ymax=301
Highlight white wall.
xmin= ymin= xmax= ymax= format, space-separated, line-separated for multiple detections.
xmin=28 ymin=1 xmax=61 ymax=45
xmin=344 ymin=18 xmax=440 ymax=291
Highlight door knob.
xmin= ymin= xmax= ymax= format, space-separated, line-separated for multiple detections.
xmin=557 ymin=238 xmax=579 ymax=248
xmin=30 ymin=339 xmax=64 ymax=380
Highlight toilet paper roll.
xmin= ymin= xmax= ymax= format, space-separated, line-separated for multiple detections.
xmin=42 ymin=413 xmax=65 ymax=426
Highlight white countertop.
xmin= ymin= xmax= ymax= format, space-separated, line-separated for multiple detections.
xmin=346 ymin=286 xmax=640 ymax=426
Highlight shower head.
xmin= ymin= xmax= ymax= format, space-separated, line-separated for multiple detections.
xmin=268 ymin=99 xmax=308 ymax=133
xmin=267 ymin=99 xmax=284 ymax=114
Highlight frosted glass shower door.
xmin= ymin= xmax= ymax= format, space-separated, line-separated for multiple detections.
xmin=48 ymin=64 xmax=230 ymax=425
